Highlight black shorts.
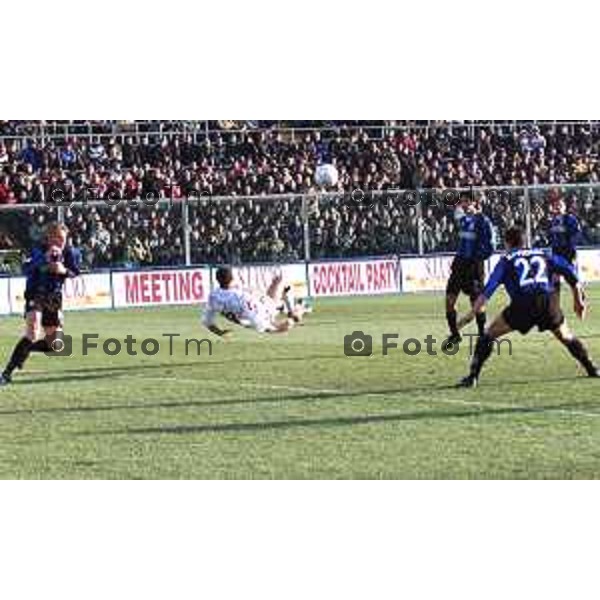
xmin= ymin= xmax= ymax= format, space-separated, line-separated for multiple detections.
xmin=446 ymin=257 xmax=485 ymax=299
xmin=24 ymin=294 xmax=64 ymax=328
xmin=502 ymin=292 xmax=565 ymax=335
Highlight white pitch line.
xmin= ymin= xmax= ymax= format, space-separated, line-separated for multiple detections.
xmin=139 ymin=376 xmax=600 ymax=421
xmin=239 ymin=382 xmax=343 ymax=395
xmin=342 ymin=388 xmax=600 ymax=420
xmin=142 ymin=377 xmax=340 ymax=396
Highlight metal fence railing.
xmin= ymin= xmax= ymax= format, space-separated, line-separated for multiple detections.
xmin=2 ymin=120 xmax=600 ymax=143
xmin=0 ymin=183 xmax=599 ymax=272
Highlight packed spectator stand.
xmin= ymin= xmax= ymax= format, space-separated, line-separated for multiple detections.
xmin=0 ymin=120 xmax=599 ymax=272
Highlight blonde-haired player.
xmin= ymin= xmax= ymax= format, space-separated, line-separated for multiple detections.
xmin=1 ymin=223 xmax=81 ymax=386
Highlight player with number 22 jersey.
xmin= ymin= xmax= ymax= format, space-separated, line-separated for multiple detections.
xmin=456 ymin=227 xmax=599 ymax=388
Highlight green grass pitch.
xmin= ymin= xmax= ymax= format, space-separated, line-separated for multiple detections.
xmin=1 ymin=288 xmax=599 ymax=479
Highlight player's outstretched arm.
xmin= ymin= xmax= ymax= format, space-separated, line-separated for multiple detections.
xmin=552 ymin=255 xmax=587 ymax=319
xmin=571 ymin=283 xmax=587 ymax=320
xmin=206 ymin=324 xmax=232 ymax=338
xmin=266 ymin=273 xmax=284 ymax=301
xmin=202 ymin=304 xmax=232 ymax=338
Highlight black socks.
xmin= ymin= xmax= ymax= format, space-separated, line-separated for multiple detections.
xmin=476 ymin=312 xmax=487 ymax=337
xmin=447 ymin=310 xmax=458 ymax=337
xmin=30 ymin=340 xmax=52 ymax=353
xmin=566 ymin=338 xmax=597 ymax=375
xmin=3 ymin=338 xmax=33 ymax=378
xmin=470 ymin=334 xmax=495 ymax=379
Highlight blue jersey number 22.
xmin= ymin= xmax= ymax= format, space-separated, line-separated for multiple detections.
xmin=515 ymin=256 xmax=549 ymax=288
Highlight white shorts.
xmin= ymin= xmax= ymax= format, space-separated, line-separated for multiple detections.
xmin=254 ymin=296 xmax=279 ymax=332
xmin=238 ymin=296 xmax=279 ymax=333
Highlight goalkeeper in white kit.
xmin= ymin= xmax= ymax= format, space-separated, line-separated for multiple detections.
xmin=202 ymin=268 xmax=307 ymax=337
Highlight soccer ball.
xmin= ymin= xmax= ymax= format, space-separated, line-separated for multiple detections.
xmin=314 ymin=164 xmax=339 ymax=188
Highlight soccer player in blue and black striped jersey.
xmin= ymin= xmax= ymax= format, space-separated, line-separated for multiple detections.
xmin=446 ymin=192 xmax=495 ymax=346
xmin=1 ymin=223 xmax=81 ymax=386
xmin=456 ymin=226 xmax=598 ymax=388
xmin=548 ymin=196 xmax=581 ymax=305
xmin=549 ymin=197 xmax=581 ymax=264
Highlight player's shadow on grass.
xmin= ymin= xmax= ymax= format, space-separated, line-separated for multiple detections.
xmin=4 ymin=377 xmax=587 ymax=419
xmin=17 ymin=354 xmax=346 ymax=385
xmin=578 ymin=333 xmax=600 ymax=341
xmin=81 ymin=398 xmax=600 ymax=438
xmin=2 ymin=384 xmax=456 ymax=417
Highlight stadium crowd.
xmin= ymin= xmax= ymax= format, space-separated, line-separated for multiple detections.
xmin=0 ymin=120 xmax=515 ymax=136
xmin=0 ymin=121 xmax=599 ymax=268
